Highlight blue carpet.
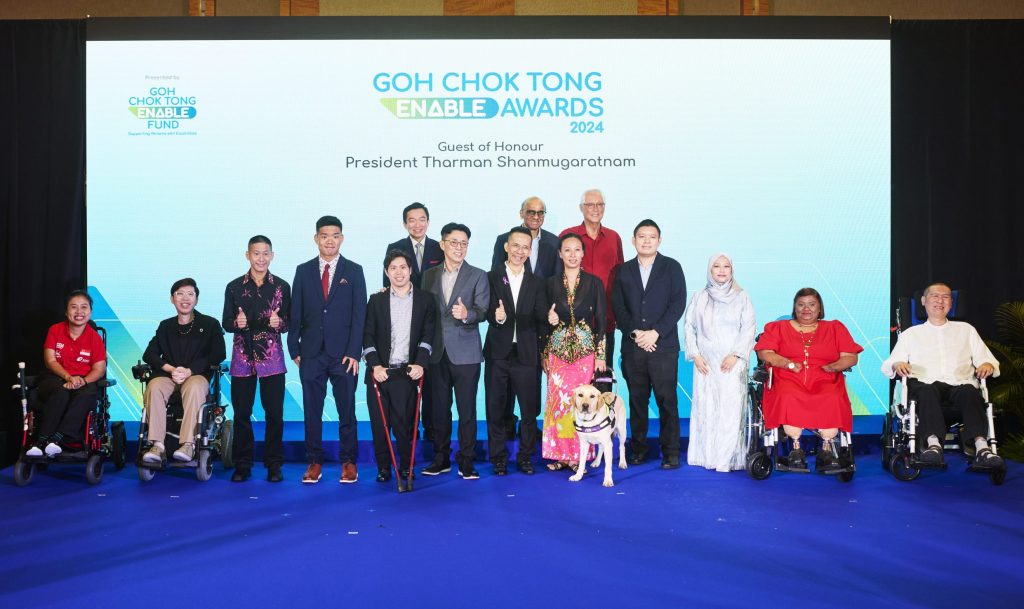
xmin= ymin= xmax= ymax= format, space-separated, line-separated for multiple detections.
xmin=1 ymin=448 xmax=1021 ymax=609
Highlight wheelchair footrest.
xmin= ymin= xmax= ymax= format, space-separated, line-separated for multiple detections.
xmin=776 ymin=458 xmax=810 ymax=474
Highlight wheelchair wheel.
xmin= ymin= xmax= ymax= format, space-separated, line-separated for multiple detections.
xmin=85 ymin=454 xmax=104 ymax=485
xmin=137 ymin=465 xmax=156 ymax=482
xmin=111 ymin=422 xmax=127 ymax=470
xmin=196 ymin=450 xmax=213 ymax=482
xmin=889 ymin=454 xmax=921 ymax=481
xmin=219 ymin=420 xmax=234 ymax=470
xmin=746 ymin=452 xmax=773 ymax=480
xmin=990 ymin=468 xmax=1006 ymax=486
xmin=13 ymin=459 xmax=35 ymax=486
xmin=881 ymin=413 xmax=893 ymax=471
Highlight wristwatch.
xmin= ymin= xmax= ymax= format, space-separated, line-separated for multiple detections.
xmin=786 ymin=362 xmax=796 ymax=370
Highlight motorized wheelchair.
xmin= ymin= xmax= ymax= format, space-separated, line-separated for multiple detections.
xmin=881 ymin=376 xmax=1005 ymax=485
xmin=131 ymin=360 xmax=233 ymax=482
xmin=11 ymin=327 xmax=127 ymax=486
xmin=744 ymin=363 xmax=856 ymax=482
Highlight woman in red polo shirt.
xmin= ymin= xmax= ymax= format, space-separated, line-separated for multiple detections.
xmin=25 ymin=290 xmax=107 ymax=457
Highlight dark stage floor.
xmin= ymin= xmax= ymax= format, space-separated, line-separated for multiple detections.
xmin=1 ymin=447 xmax=1021 ymax=609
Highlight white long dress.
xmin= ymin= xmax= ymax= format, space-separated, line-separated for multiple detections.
xmin=684 ymin=290 xmax=756 ymax=471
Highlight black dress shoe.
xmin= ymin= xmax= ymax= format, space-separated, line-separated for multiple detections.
xmin=494 ymin=462 xmax=508 ymax=476
xmin=231 ymin=467 xmax=251 ymax=482
xmin=627 ymin=453 xmax=647 ymax=466
xmin=660 ymin=458 xmax=680 ymax=470
xmin=517 ymin=461 xmax=535 ymax=475
xmin=376 ymin=467 xmax=392 ymax=483
xmin=267 ymin=467 xmax=283 ymax=483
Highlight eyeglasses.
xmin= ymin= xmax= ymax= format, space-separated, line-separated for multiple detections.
xmin=524 ymin=210 xmax=546 ymax=217
xmin=174 ymin=291 xmax=196 ymax=298
xmin=444 ymin=240 xmax=469 ymax=249
xmin=582 ymin=202 xmax=605 ymax=209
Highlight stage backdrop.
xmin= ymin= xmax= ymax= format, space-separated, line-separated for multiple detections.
xmin=84 ymin=17 xmax=890 ymax=423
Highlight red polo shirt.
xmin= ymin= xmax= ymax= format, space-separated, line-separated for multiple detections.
xmin=559 ymin=222 xmax=624 ymax=329
xmin=44 ymin=322 xmax=106 ymax=377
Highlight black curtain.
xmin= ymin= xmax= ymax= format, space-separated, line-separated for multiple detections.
xmin=0 ymin=20 xmax=85 ymax=465
xmin=892 ymin=20 xmax=1024 ymax=337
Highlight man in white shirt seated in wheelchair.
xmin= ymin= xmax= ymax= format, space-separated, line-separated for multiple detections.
xmin=881 ymin=282 xmax=1003 ymax=468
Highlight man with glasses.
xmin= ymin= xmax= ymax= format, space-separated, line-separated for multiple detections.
xmin=560 ymin=188 xmax=624 ymax=370
xmin=490 ymin=196 xmax=560 ymax=279
xmin=882 ymin=282 xmax=1004 ymax=468
xmin=421 ymin=222 xmax=490 ymax=480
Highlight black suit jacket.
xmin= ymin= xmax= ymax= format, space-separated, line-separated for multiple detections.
xmin=484 ymin=268 xmax=549 ymax=366
xmin=490 ymin=228 xmax=560 ymax=279
xmin=361 ymin=287 xmax=437 ymax=383
xmin=382 ymin=236 xmax=443 ymax=288
xmin=612 ymin=253 xmax=687 ymax=356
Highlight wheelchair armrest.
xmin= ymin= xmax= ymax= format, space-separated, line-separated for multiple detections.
xmin=97 ymin=378 xmax=117 ymax=388
xmin=213 ymin=361 xmax=229 ymax=374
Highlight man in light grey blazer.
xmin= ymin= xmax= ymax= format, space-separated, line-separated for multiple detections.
xmin=420 ymin=222 xmax=490 ymax=480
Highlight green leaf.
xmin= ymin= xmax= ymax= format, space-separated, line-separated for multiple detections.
xmin=994 ymin=301 xmax=1024 ymax=346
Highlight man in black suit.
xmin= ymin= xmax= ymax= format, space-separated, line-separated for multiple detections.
xmin=484 ymin=227 xmax=549 ymax=475
xmin=490 ymin=197 xmax=560 ymax=279
xmin=383 ymin=202 xmax=443 ymax=289
xmin=489 ymin=196 xmax=560 ymax=440
xmin=383 ymin=202 xmax=443 ymax=445
xmin=363 ymin=250 xmax=436 ymax=482
xmin=612 ymin=219 xmax=686 ymax=469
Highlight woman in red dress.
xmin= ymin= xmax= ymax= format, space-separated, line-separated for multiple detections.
xmin=754 ymin=287 xmax=862 ymax=468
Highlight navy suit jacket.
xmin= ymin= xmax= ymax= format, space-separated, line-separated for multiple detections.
xmin=288 ymin=255 xmax=367 ymax=362
xmin=382 ymin=236 xmax=443 ymax=289
xmin=483 ymin=267 xmax=549 ymax=366
xmin=490 ymin=228 xmax=560 ymax=279
xmin=612 ymin=253 xmax=687 ymax=356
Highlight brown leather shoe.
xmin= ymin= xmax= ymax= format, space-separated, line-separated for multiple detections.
xmin=302 ymin=463 xmax=322 ymax=484
xmin=340 ymin=462 xmax=358 ymax=484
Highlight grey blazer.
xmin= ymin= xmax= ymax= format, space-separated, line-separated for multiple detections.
xmin=421 ymin=262 xmax=490 ymax=365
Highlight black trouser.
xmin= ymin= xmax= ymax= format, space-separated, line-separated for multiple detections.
xmin=431 ymin=352 xmax=481 ymax=467
xmin=605 ymin=330 xmax=617 ymax=370
xmin=908 ymin=379 xmax=988 ymax=445
xmin=231 ymin=373 xmax=285 ymax=470
xmin=368 ymin=369 xmax=420 ymax=471
xmin=621 ymin=348 xmax=680 ymax=459
xmin=485 ymin=347 xmax=541 ymax=464
xmin=37 ymin=372 xmax=97 ymax=442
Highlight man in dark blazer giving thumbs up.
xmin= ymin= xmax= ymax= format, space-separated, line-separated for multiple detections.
xmin=420 ymin=222 xmax=489 ymax=480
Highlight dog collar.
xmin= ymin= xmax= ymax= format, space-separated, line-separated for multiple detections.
xmin=574 ymin=415 xmax=614 ymax=434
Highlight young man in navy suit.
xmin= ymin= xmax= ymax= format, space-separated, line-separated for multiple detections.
xmin=420 ymin=222 xmax=489 ymax=480
xmin=484 ymin=227 xmax=549 ymax=475
xmin=612 ymin=219 xmax=686 ymax=469
xmin=289 ymin=215 xmax=367 ymax=484
xmin=383 ymin=202 xmax=443 ymax=445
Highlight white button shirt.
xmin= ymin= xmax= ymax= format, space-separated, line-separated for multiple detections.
xmin=881 ymin=320 xmax=999 ymax=387
xmin=497 ymin=263 xmax=525 ymax=343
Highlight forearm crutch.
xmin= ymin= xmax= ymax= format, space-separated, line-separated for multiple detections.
xmin=406 ymin=376 xmax=425 ymax=492
xmin=371 ymin=378 xmax=404 ymax=493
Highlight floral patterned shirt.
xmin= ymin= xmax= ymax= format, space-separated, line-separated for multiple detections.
xmin=222 ymin=271 xmax=291 ymax=377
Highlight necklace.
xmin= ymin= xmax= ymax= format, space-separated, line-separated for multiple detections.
xmin=177 ymin=314 xmax=195 ymax=335
xmin=799 ymin=328 xmax=815 ymax=365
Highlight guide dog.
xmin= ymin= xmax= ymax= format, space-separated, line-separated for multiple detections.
xmin=569 ymin=383 xmax=628 ymax=487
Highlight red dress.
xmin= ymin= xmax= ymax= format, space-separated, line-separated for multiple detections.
xmin=753 ymin=319 xmax=862 ymax=431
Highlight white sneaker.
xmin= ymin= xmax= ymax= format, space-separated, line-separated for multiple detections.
xmin=172 ymin=442 xmax=195 ymax=462
xmin=25 ymin=446 xmax=43 ymax=457
xmin=44 ymin=443 xmax=63 ymax=457
xmin=142 ymin=444 xmax=164 ymax=464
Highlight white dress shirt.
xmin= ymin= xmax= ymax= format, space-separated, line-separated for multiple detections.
xmin=318 ymin=256 xmax=339 ymax=289
xmin=497 ymin=263 xmax=525 ymax=343
xmin=881 ymin=320 xmax=999 ymax=387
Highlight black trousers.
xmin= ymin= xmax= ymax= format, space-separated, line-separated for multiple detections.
xmin=621 ymin=348 xmax=680 ymax=459
xmin=431 ymin=352 xmax=481 ymax=467
xmin=484 ymin=347 xmax=541 ymax=464
xmin=605 ymin=330 xmax=617 ymax=370
xmin=368 ymin=370 xmax=420 ymax=471
xmin=908 ymin=379 xmax=989 ymax=444
xmin=230 ymin=373 xmax=285 ymax=469
xmin=36 ymin=372 xmax=96 ymax=442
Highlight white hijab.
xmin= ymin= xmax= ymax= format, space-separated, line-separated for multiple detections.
xmin=693 ymin=253 xmax=743 ymax=336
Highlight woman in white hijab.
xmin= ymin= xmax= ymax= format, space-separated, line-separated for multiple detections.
xmin=683 ymin=253 xmax=756 ymax=472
